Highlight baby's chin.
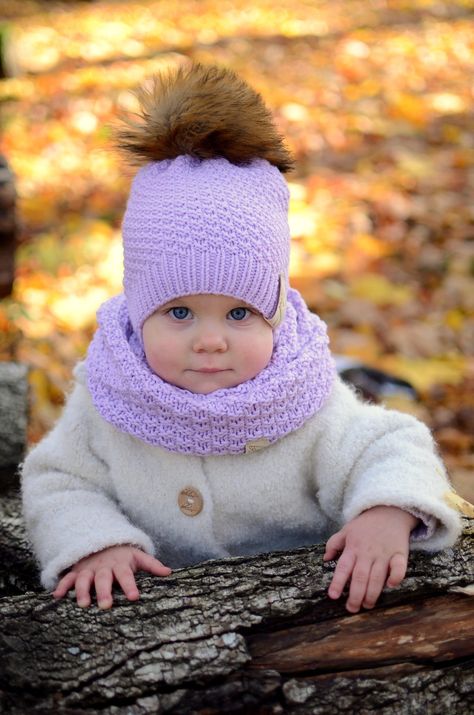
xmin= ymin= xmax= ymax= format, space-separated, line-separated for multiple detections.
xmin=182 ymin=374 xmax=241 ymax=394
xmin=173 ymin=370 xmax=245 ymax=394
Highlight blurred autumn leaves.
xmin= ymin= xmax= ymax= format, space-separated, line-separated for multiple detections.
xmin=0 ymin=0 xmax=472 ymax=495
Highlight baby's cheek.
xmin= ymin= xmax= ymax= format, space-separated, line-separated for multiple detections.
xmin=144 ymin=349 xmax=162 ymax=376
xmin=242 ymin=333 xmax=273 ymax=375
xmin=145 ymin=341 xmax=175 ymax=377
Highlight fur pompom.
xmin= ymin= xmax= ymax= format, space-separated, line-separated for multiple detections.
xmin=114 ymin=63 xmax=294 ymax=173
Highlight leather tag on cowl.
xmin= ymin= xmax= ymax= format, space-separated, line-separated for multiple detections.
xmin=245 ymin=438 xmax=271 ymax=454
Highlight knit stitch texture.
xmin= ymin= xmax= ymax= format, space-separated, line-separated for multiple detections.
xmin=122 ymin=155 xmax=291 ymax=335
xmin=86 ymin=288 xmax=336 ymax=455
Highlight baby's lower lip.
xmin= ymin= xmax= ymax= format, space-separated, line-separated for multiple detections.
xmin=192 ymin=368 xmax=228 ymax=373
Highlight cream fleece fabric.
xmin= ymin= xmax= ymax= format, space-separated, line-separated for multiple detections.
xmin=21 ymin=362 xmax=461 ymax=590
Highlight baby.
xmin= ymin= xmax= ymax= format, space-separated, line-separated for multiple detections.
xmin=21 ymin=63 xmax=461 ymax=614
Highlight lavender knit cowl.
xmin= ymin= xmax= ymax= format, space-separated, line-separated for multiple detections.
xmin=85 ymin=287 xmax=336 ymax=455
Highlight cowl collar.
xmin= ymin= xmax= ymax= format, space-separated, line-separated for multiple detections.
xmin=85 ymin=289 xmax=336 ymax=455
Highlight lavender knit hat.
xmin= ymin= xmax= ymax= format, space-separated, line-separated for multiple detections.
xmin=115 ymin=63 xmax=294 ymax=336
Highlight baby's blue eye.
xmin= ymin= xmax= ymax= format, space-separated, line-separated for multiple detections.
xmin=171 ymin=307 xmax=190 ymax=320
xmin=229 ymin=307 xmax=248 ymax=321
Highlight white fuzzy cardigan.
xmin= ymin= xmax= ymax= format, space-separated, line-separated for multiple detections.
xmin=21 ymin=362 xmax=461 ymax=590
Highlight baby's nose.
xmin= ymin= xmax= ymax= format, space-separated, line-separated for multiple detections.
xmin=192 ymin=330 xmax=227 ymax=352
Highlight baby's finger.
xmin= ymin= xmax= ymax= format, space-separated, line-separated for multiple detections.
xmin=114 ymin=564 xmax=140 ymax=601
xmin=324 ymin=530 xmax=346 ymax=561
xmin=74 ymin=569 xmax=94 ymax=608
xmin=134 ymin=551 xmax=172 ymax=576
xmin=327 ymin=549 xmax=356 ymax=600
xmin=386 ymin=552 xmax=408 ymax=588
xmin=95 ymin=567 xmax=114 ymax=609
xmin=362 ymin=559 xmax=389 ymax=609
xmin=53 ymin=571 xmax=77 ymax=599
xmin=346 ymin=560 xmax=373 ymax=613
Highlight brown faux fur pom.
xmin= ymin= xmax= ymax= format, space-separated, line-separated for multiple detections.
xmin=114 ymin=63 xmax=294 ymax=173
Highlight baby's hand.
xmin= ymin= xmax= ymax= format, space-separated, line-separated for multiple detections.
xmin=323 ymin=506 xmax=418 ymax=614
xmin=52 ymin=544 xmax=172 ymax=609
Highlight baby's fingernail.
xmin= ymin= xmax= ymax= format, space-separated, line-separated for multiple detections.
xmin=77 ymin=599 xmax=89 ymax=608
xmin=346 ymin=604 xmax=359 ymax=613
xmin=98 ymin=599 xmax=112 ymax=610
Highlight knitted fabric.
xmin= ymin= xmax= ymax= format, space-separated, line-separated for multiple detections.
xmin=85 ymin=288 xmax=336 ymax=455
xmin=122 ymin=155 xmax=291 ymax=337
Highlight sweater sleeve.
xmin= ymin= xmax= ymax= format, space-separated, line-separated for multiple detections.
xmin=21 ymin=376 xmax=155 ymax=591
xmin=312 ymin=377 xmax=462 ymax=551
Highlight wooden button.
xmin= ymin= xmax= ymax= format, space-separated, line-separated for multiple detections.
xmin=178 ymin=486 xmax=203 ymax=516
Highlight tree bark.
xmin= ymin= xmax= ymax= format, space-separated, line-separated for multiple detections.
xmin=0 ymin=493 xmax=472 ymax=714
xmin=0 ymin=363 xmax=28 ymax=493
xmin=0 ymin=156 xmax=18 ymax=298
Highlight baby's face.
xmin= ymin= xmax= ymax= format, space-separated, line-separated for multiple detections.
xmin=142 ymin=294 xmax=274 ymax=394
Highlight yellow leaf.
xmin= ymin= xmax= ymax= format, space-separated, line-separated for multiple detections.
xmin=50 ymin=289 xmax=110 ymax=330
xmin=430 ymin=93 xmax=466 ymax=114
xmin=387 ymin=92 xmax=429 ymax=126
xmin=445 ymin=309 xmax=464 ymax=331
xmin=444 ymin=491 xmax=474 ymax=518
xmin=350 ymin=275 xmax=413 ymax=306
xmin=380 ymin=356 xmax=466 ymax=392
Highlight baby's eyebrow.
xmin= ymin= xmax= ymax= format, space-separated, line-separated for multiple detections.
xmin=161 ymin=300 xmax=189 ymax=308
xmin=159 ymin=298 xmax=256 ymax=313
xmin=230 ymin=300 xmax=253 ymax=308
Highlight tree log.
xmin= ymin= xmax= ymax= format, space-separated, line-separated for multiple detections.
xmin=0 ymin=363 xmax=28 ymax=493
xmin=0 ymin=493 xmax=472 ymax=714
xmin=0 ymin=493 xmax=40 ymax=597
xmin=0 ymin=156 xmax=18 ymax=299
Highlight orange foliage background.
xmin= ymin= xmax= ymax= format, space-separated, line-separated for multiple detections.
xmin=0 ymin=0 xmax=472 ymax=499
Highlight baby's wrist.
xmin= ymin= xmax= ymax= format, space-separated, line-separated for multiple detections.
xmin=364 ymin=504 xmax=417 ymax=524
xmin=397 ymin=507 xmax=419 ymax=531
xmin=366 ymin=505 xmax=435 ymax=540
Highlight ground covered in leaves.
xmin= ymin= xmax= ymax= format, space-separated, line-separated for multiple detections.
xmin=0 ymin=0 xmax=472 ymax=499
